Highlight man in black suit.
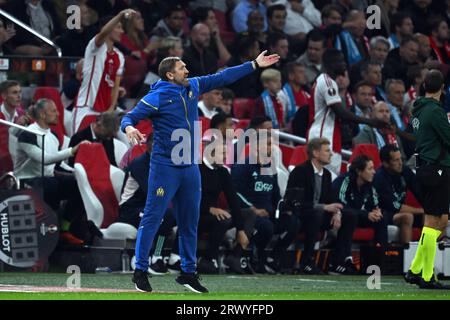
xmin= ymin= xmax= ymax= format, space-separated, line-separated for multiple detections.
xmin=286 ymin=137 xmax=355 ymax=274
xmin=68 ymin=112 xmax=119 ymax=167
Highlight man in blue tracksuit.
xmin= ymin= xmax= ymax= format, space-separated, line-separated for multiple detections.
xmin=121 ymin=51 xmax=280 ymax=293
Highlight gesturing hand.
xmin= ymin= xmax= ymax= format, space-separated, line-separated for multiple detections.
xmin=125 ymin=126 xmax=146 ymax=146
xmin=255 ymin=50 xmax=280 ymax=68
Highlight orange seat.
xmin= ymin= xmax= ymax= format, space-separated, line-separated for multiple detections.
xmin=233 ymin=98 xmax=255 ymax=119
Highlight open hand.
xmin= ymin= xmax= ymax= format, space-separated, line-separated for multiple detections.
xmin=255 ymin=50 xmax=280 ymax=68
xmin=125 ymin=126 xmax=146 ymax=145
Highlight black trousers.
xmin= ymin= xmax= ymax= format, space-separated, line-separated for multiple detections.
xmin=298 ymin=208 xmax=358 ymax=266
xmin=252 ymin=213 xmax=299 ymax=261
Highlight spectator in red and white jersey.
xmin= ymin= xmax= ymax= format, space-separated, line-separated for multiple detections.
xmin=72 ymin=9 xmax=132 ymax=133
xmin=307 ymin=49 xmax=387 ymax=176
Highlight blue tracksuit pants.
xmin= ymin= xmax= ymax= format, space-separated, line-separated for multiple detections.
xmin=135 ymin=162 xmax=201 ymax=273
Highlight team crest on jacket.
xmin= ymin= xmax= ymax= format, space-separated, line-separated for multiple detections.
xmin=156 ymin=187 xmax=165 ymax=197
xmin=411 ymin=117 xmax=420 ymax=130
xmin=188 ymin=91 xmax=194 ymax=99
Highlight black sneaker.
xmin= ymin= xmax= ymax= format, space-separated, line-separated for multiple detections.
xmin=264 ymin=257 xmax=280 ymax=274
xmin=300 ymin=263 xmax=326 ymax=275
xmin=404 ymin=270 xmax=421 ymax=285
xmin=223 ymin=255 xmax=245 ymax=274
xmin=175 ymin=272 xmax=209 ymax=293
xmin=197 ymin=257 xmax=219 ymax=274
xmin=418 ymin=275 xmax=450 ymax=290
xmin=132 ymin=269 xmax=152 ymax=292
xmin=148 ymin=258 xmax=168 ymax=275
xmin=167 ymin=259 xmax=181 ymax=274
xmin=328 ymin=260 xmax=358 ymax=275
xmin=241 ymin=257 xmax=256 ymax=274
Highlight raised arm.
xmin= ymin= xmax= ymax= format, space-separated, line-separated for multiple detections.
xmin=196 ymin=51 xmax=280 ymax=95
xmin=95 ymin=9 xmax=136 ymax=48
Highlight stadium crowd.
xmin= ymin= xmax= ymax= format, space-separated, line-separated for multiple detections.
xmin=0 ymin=0 xmax=450 ymax=275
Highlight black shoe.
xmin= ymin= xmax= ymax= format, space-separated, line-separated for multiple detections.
xmin=418 ymin=275 xmax=450 ymax=290
xmin=328 ymin=259 xmax=358 ymax=275
xmin=197 ymin=257 xmax=219 ymax=274
xmin=176 ymin=272 xmax=209 ymax=293
xmin=132 ymin=269 xmax=152 ymax=292
xmin=300 ymin=263 xmax=326 ymax=275
xmin=223 ymin=255 xmax=245 ymax=274
xmin=167 ymin=259 xmax=181 ymax=274
xmin=241 ymin=257 xmax=256 ymax=274
xmin=148 ymin=258 xmax=168 ymax=275
xmin=264 ymin=257 xmax=280 ymax=274
xmin=404 ymin=270 xmax=421 ymax=285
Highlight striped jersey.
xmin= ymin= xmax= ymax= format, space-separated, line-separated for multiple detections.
xmin=76 ymin=37 xmax=124 ymax=112
xmin=307 ymin=73 xmax=342 ymax=152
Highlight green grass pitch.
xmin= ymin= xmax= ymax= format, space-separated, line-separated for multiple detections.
xmin=0 ymin=273 xmax=449 ymax=300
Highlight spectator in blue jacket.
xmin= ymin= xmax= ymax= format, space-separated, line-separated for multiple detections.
xmin=231 ymin=133 xmax=298 ymax=274
xmin=331 ymin=155 xmax=387 ymax=274
xmin=373 ymin=145 xmax=424 ymax=244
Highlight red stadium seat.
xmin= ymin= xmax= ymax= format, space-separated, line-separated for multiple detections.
xmin=33 ymin=86 xmax=66 ymax=145
xmin=233 ymin=98 xmax=255 ymax=119
xmin=349 ymin=144 xmax=381 ymax=169
xmin=129 ymin=144 xmax=147 ymax=162
xmin=278 ymin=144 xmax=294 ymax=168
xmin=288 ymin=145 xmax=308 ymax=170
xmin=352 ymin=228 xmax=375 ymax=242
xmin=122 ymin=57 xmax=147 ymax=95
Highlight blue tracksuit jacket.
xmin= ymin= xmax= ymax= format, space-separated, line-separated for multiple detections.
xmin=120 ymin=61 xmax=256 ymax=273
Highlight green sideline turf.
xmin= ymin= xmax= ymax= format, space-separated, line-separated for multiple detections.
xmin=0 ymin=273 xmax=449 ymax=300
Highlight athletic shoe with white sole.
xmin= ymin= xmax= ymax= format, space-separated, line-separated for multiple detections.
xmin=148 ymin=259 xmax=168 ymax=275
xmin=132 ymin=269 xmax=152 ymax=292
xmin=175 ymin=272 xmax=209 ymax=293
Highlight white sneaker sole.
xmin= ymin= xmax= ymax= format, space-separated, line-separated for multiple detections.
xmin=134 ymin=283 xmax=152 ymax=293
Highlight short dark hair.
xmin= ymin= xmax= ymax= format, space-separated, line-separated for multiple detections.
xmin=352 ymin=80 xmax=373 ymax=94
xmin=0 ymin=80 xmax=20 ymax=94
xmin=191 ymin=7 xmax=213 ymax=25
xmin=429 ymin=16 xmax=447 ymax=34
xmin=400 ymin=34 xmax=418 ymax=47
xmin=423 ymin=69 xmax=444 ymax=93
xmin=380 ymin=144 xmax=400 ymax=163
xmin=221 ymin=88 xmax=235 ymax=100
xmin=267 ymin=4 xmax=286 ymax=19
xmin=210 ymin=112 xmax=231 ymax=129
xmin=322 ymin=48 xmax=345 ymax=74
xmin=165 ymin=5 xmax=184 ymax=18
xmin=406 ymin=65 xmax=426 ymax=85
xmin=321 ymin=4 xmax=342 ymax=20
xmin=96 ymin=112 xmax=119 ymax=132
xmin=234 ymin=35 xmax=258 ymax=57
xmin=158 ymin=57 xmax=182 ymax=81
xmin=350 ymin=155 xmax=372 ymax=175
xmin=307 ymin=137 xmax=330 ymax=159
xmin=283 ymin=61 xmax=304 ymax=79
xmin=306 ymin=28 xmax=326 ymax=46
xmin=249 ymin=116 xmax=272 ymax=129
xmin=390 ymin=12 xmax=410 ymax=34
xmin=361 ymin=60 xmax=382 ymax=76
xmin=267 ymin=32 xmax=288 ymax=49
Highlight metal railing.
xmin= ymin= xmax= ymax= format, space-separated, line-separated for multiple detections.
xmin=0 ymin=8 xmax=63 ymax=89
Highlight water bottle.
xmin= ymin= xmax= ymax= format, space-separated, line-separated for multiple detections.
xmin=121 ymin=250 xmax=130 ymax=272
xmin=95 ymin=267 xmax=112 ymax=274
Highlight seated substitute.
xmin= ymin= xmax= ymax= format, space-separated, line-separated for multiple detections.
xmin=373 ymin=144 xmax=424 ymax=244
xmin=331 ymin=155 xmax=387 ymax=274
xmin=198 ymin=139 xmax=255 ymax=274
xmin=231 ymin=133 xmax=299 ymax=274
